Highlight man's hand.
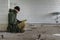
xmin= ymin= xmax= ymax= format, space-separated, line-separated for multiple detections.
xmin=22 ymin=19 xmax=27 ymax=22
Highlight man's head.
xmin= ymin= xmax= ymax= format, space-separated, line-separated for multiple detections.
xmin=14 ymin=6 xmax=20 ymax=13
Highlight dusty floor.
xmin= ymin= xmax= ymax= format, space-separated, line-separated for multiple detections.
xmin=0 ymin=23 xmax=60 ymax=40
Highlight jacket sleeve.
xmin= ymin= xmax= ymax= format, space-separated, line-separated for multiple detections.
xmin=8 ymin=12 xmax=16 ymax=24
xmin=16 ymin=19 xmax=22 ymax=24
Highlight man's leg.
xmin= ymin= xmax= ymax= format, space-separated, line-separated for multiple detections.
xmin=18 ymin=21 xmax=25 ymax=33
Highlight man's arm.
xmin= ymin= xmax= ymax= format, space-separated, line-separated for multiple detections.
xmin=17 ymin=19 xmax=22 ymax=24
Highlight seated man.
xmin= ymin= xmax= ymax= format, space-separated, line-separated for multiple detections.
xmin=7 ymin=6 xmax=26 ymax=33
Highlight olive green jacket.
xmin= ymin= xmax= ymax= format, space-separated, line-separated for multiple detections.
xmin=8 ymin=9 xmax=17 ymax=24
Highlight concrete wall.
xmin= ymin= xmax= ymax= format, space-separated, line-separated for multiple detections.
xmin=0 ymin=0 xmax=8 ymax=31
xmin=0 ymin=0 xmax=8 ymax=24
xmin=10 ymin=0 xmax=60 ymax=23
xmin=0 ymin=0 xmax=60 ymax=24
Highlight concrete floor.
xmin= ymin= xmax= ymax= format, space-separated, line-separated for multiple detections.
xmin=0 ymin=23 xmax=60 ymax=40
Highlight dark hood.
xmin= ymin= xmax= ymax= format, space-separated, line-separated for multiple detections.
xmin=9 ymin=9 xmax=17 ymax=13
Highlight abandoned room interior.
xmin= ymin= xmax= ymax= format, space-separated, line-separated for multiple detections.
xmin=0 ymin=0 xmax=60 ymax=40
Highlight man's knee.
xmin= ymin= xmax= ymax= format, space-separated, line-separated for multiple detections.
xmin=18 ymin=22 xmax=25 ymax=30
